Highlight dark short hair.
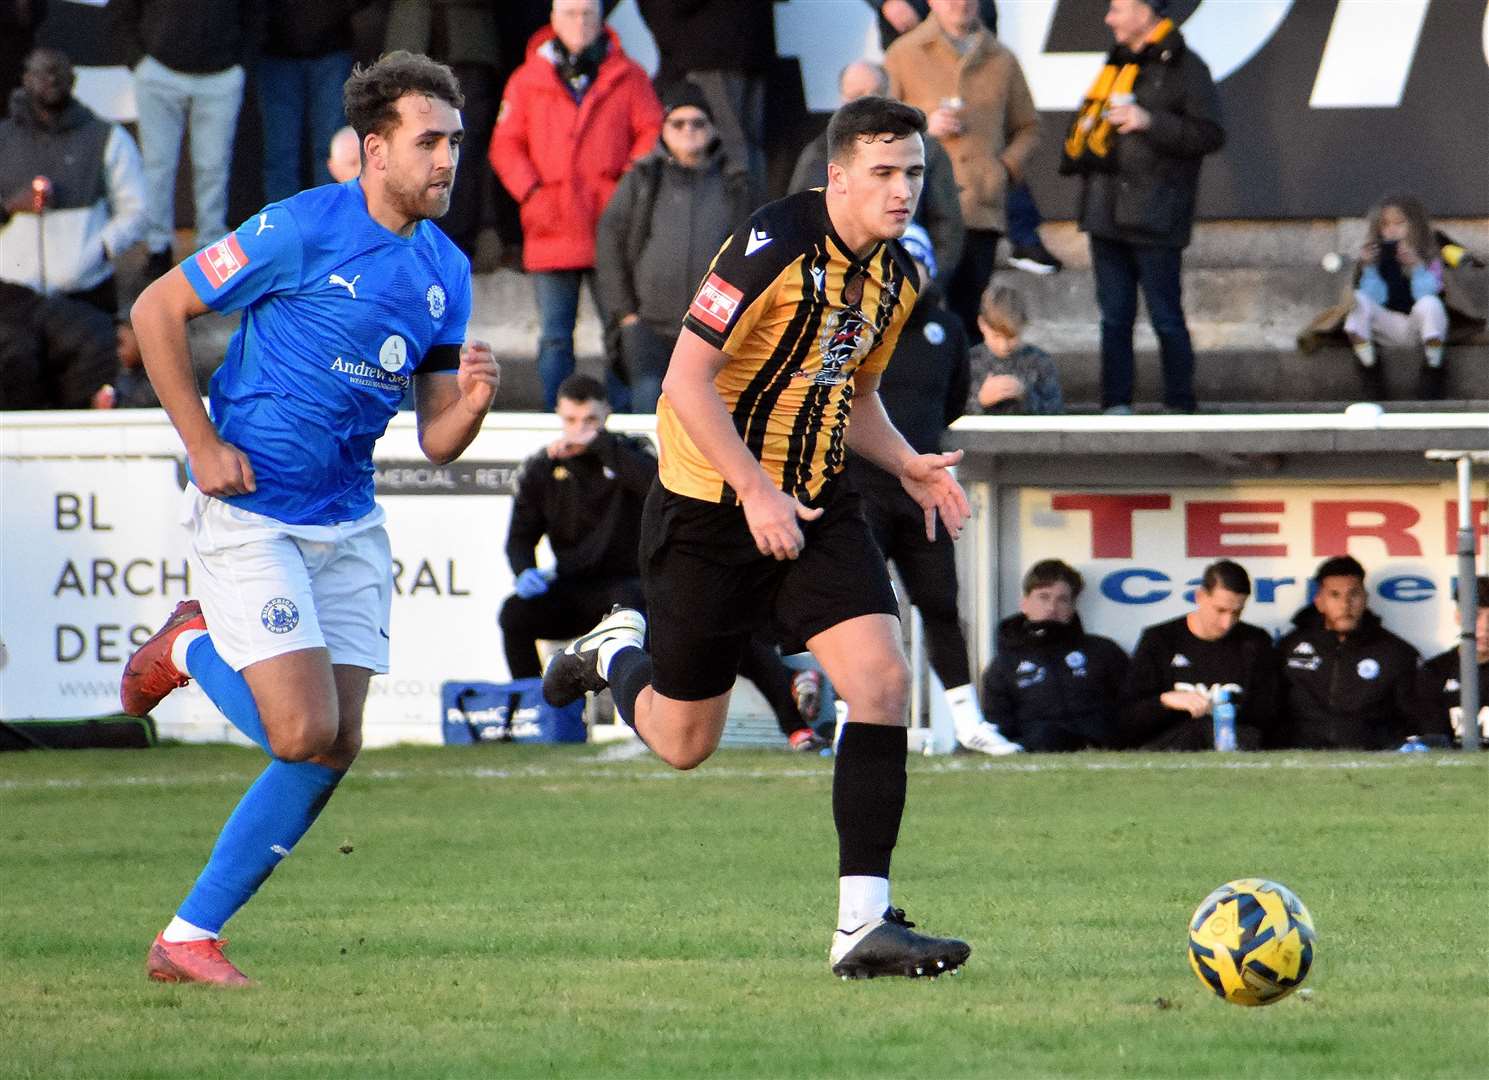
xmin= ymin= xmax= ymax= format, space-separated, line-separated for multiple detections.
xmin=1314 ymin=555 xmax=1366 ymax=584
xmin=1452 ymin=575 xmax=1489 ymax=608
xmin=1201 ymin=560 xmax=1251 ymax=596
xmin=343 ymin=51 xmax=464 ymax=147
xmin=556 ymin=373 xmax=607 ymax=405
xmin=826 ymin=95 xmax=926 ymax=163
xmin=1022 ymin=559 xmax=1084 ymax=599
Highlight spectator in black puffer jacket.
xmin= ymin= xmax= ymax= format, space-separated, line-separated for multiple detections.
xmin=594 ymin=80 xmax=754 ymax=412
xmin=981 ymin=559 xmax=1129 ymax=751
xmin=1058 ymin=0 xmax=1224 ymax=415
xmin=1277 ymin=555 xmax=1426 ymax=750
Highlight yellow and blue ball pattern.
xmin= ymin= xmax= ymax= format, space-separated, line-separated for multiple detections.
xmin=1187 ymin=878 xmax=1315 ymax=1006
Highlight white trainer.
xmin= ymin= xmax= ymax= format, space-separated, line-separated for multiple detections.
xmin=956 ymin=719 xmax=1024 ymax=756
xmin=541 ymin=606 xmax=646 ymax=707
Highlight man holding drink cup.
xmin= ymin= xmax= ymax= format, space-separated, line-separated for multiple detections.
xmin=1059 ymin=0 xmax=1225 ymax=415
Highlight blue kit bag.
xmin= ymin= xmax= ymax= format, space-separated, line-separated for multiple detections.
xmin=440 ymin=679 xmax=587 ymax=744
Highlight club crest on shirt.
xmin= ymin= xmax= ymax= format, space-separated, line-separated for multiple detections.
xmin=427 ymin=284 xmax=446 ymax=319
xmin=261 ymin=597 xmax=300 ymax=634
xmin=1357 ymin=657 xmax=1380 ymax=680
xmin=811 ymin=306 xmax=873 ymax=385
xmin=1015 ymin=660 xmax=1046 ymax=689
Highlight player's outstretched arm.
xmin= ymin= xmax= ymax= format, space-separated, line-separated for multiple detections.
xmin=414 ymin=340 xmax=500 ymax=465
xmin=662 ymin=329 xmax=822 ymax=560
xmin=846 ymin=369 xmax=970 ymax=541
xmin=131 ymin=266 xmax=256 ymax=496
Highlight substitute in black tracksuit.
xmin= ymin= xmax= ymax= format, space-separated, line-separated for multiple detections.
xmin=979 ymin=560 xmax=1127 ymax=752
xmin=499 ymin=375 xmax=656 ymax=679
xmin=1276 ymin=556 xmax=1424 ymax=750
xmin=1417 ymin=575 xmax=1488 ymax=747
xmin=1124 ymin=618 xmax=1277 ymax=750
xmin=1121 ymin=560 xmax=1278 ymax=750
xmin=981 ymin=611 xmax=1129 ymax=751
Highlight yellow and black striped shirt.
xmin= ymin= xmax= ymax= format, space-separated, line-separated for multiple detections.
xmin=657 ymin=188 xmax=918 ymax=504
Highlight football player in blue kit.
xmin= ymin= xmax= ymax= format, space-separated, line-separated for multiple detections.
xmin=121 ymin=52 xmax=499 ymax=986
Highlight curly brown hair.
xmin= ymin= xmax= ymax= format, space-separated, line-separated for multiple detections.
xmin=343 ymin=51 xmax=464 ymax=148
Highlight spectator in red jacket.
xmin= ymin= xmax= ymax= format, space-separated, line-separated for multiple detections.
xmin=490 ymin=0 xmax=662 ymax=409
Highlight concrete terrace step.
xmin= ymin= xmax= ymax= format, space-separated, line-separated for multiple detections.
xmin=1045 ymin=345 xmax=1489 ymax=407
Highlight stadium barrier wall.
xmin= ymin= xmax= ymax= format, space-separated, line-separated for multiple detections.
xmin=3 ymin=410 xmax=1485 ymax=747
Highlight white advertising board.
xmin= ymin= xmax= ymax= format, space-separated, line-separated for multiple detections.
xmin=0 ymin=414 xmax=597 ymax=746
xmin=1008 ymin=485 xmax=1487 ymax=656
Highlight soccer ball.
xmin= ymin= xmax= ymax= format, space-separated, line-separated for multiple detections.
xmin=1187 ymin=878 xmax=1316 ymax=1006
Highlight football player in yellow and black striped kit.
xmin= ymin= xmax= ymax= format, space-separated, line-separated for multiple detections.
xmin=545 ymin=96 xmax=973 ymax=979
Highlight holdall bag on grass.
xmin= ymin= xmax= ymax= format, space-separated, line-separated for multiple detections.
xmin=0 ymin=714 xmax=158 ymax=751
xmin=440 ymin=679 xmax=586 ymax=744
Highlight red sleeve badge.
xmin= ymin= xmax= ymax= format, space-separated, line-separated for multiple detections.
xmin=689 ymin=273 xmax=744 ymax=334
xmin=195 ymin=234 xmax=250 ymax=289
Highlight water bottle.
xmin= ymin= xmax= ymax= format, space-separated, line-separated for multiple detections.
xmin=1212 ymin=688 xmax=1237 ymax=752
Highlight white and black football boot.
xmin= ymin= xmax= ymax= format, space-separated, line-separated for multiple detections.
xmin=541 ymin=606 xmax=646 ymax=707
xmin=829 ymin=907 xmax=971 ymax=980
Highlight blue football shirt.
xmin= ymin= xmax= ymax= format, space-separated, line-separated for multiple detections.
xmin=181 ymin=179 xmax=472 ymax=525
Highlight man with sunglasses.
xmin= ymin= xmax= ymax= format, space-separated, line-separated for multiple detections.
xmin=595 ymin=81 xmax=756 ymax=413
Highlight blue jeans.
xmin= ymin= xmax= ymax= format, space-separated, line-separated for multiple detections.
xmin=532 ymin=270 xmax=629 ymax=410
xmin=256 ymin=52 xmax=353 ymax=203
xmin=619 ymin=321 xmax=674 ymax=414
xmin=133 ymin=56 xmax=244 ymax=251
xmin=1006 ymin=181 xmax=1043 ymax=248
xmin=1090 ymin=235 xmax=1197 ymax=412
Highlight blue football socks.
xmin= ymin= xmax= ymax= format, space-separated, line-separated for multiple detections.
xmin=176 ymin=759 xmax=344 ymax=935
xmin=185 ymin=634 xmax=271 ymax=752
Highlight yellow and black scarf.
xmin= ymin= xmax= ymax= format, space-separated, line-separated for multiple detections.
xmin=1060 ymin=18 xmax=1174 ymax=174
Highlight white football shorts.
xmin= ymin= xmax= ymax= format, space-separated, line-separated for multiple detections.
xmin=180 ymin=484 xmax=393 ymax=673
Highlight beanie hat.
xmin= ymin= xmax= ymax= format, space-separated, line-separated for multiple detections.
xmin=898 ymin=223 xmax=936 ymax=281
xmin=1139 ymin=0 xmax=1170 ymax=15
xmin=662 ymin=80 xmax=713 ymax=122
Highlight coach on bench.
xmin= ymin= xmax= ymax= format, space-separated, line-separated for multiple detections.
xmin=498 ymin=374 xmax=656 ymax=679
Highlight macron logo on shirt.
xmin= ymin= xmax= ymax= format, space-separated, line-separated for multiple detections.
xmin=196 ymin=234 xmax=250 ymax=288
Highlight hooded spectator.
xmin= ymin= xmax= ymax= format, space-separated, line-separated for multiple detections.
xmin=0 ymin=47 xmax=145 ymax=315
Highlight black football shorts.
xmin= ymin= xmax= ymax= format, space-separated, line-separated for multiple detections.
xmin=640 ymin=478 xmax=900 ymax=701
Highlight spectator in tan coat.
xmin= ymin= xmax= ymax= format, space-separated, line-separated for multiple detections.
xmin=884 ymin=0 xmax=1038 ymax=339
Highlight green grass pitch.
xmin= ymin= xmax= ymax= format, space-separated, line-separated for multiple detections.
xmin=2 ymin=745 xmax=1486 ymax=1079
